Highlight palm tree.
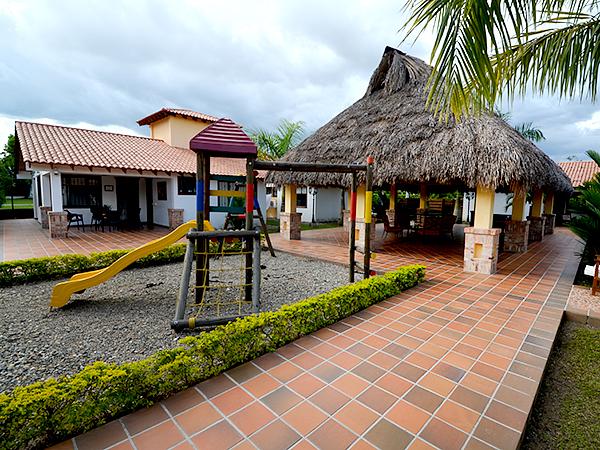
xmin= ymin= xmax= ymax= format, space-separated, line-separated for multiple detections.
xmin=569 ymin=150 xmax=600 ymax=257
xmin=402 ymin=1 xmax=600 ymax=119
xmin=496 ymin=110 xmax=546 ymax=143
xmin=250 ymin=120 xmax=305 ymax=160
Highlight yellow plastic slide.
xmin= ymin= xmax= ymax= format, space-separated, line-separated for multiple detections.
xmin=50 ymin=220 xmax=213 ymax=308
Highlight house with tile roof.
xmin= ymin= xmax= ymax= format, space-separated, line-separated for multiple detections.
xmin=558 ymin=160 xmax=599 ymax=187
xmin=15 ymin=108 xmax=267 ymax=229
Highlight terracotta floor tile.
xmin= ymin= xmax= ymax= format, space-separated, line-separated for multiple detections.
xmin=75 ymin=420 xmax=127 ymax=450
xmin=404 ymin=351 xmax=437 ymax=370
xmin=460 ymin=372 xmax=498 ymax=396
xmin=352 ymin=361 xmax=386 ymax=382
xmin=419 ymin=372 xmax=456 ymax=397
xmin=47 ymin=441 xmax=74 ymax=450
xmin=404 ymin=386 xmax=444 ymax=413
xmin=330 ymin=351 xmax=362 ymax=370
xmin=292 ymin=351 xmax=325 ymax=370
xmin=385 ymin=400 xmax=430 ymax=434
xmin=283 ymin=402 xmax=328 ymax=435
xmin=253 ymin=352 xmax=286 ymax=371
xmin=473 ymin=417 xmax=521 ymax=449
xmin=334 ymin=401 xmax=379 ymax=435
xmin=250 ymin=420 xmax=301 ymax=450
xmin=494 ymin=385 xmax=534 ymax=413
xmin=357 ymin=386 xmax=397 ymax=414
xmin=241 ymin=373 xmax=281 ymax=399
xmin=377 ymin=372 xmax=412 ymax=397
xmin=121 ymin=404 xmax=169 ymax=436
xmin=229 ymin=401 xmax=276 ymax=435
xmin=331 ymin=372 xmax=370 ymax=398
xmin=175 ymin=401 xmax=222 ymax=436
xmin=132 ymin=420 xmax=184 ymax=450
xmin=270 ymin=361 xmax=304 ymax=383
xmin=162 ymin=387 xmax=205 ymax=416
xmin=393 ymin=362 xmax=426 ymax=383
xmin=309 ymin=419 xmax=358 ymax=449
xmin=349 ymin=439 xmax=378 ymax=449
xmin=226 ymin=362 xmax=263 ymax=383
xmin=191 ymin=420 xmax=243 ymax=450
xmin=311 ymin=361 xmax=345 ymax=383
xmin=278 ymin=343 xmax=306 ymax=359
xmin=196 ymin=374 xmax=236 ymax=399
xmin=261 ymin=386 xmax=303 ymax=415
xmin=309 ymin=385 xmax=350 ymax=415
xmin=291 ymin=439 xmax=320 ymax=450
xmin=108 ymin=441 xmax=135 ymax=450
xmin=435 ymin=400 xmax=479 ymax=433
xmin=407 ymin=438 xmax=437 ymax=450
xmin=485 ymin=400 xmax=528 ymax=432
xmin=287 ymin=372 xmax=326 ymax=398
xmin=367 ymin=351 xmax=398 ymax=370
xmin=432 ymin=361 xmax=466 ymax=382
xmin=364 ymin=418 xmax=413 ymax=450
xmin=420 ymin=417 xmax=467 ymax=450
xmin=212 ymin=386 xmax=254 ymax=415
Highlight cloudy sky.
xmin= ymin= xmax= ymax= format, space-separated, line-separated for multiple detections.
xmin=0 ymin=0 xmax=598 ymax=161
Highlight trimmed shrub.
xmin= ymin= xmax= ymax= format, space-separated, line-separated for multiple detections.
xmin=0 ymin=264 xmax=424 ymax=449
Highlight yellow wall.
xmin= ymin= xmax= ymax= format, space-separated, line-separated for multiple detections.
xmin=544 ymin=192 xmax=555 ymax=214
xmin=512 ymin=190 xmax=527 ymax=221
xmin=474 ymin=185 xmax=495 ymax=229
xmin=531 ymin=190 xmax=544 ymax=217
xmin=150 ymin=116 xmax=212 ymax=149
xmin=419 ymin=183 xmax=427 ymax=209
xmin=284 ymin=184 xmax=297 ymax=213
xmin=356 ymin=184 xmax=366 ymax=219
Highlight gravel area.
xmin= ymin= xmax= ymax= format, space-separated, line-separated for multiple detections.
xmin=0 ymin=252 xmax=349 ymax=392
xmin=568 ymin=285 xmax=600 ymax=313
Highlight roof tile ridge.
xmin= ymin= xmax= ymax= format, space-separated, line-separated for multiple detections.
xmin=15 ymin=120 xmax=156 ymax=141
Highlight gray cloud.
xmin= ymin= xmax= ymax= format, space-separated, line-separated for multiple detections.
xmin=0 ymin=0 xmax=597 ymax=162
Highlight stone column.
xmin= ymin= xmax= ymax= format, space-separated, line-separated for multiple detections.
xmin=464 ymin=227 xmax=501 ymax=274
xmin=387 ymin=183 xmax=397 ymax=226
xmin=504 ymin=188 xmax=529 ymax=252
xmin=280 ymin=184 xmax=300 ymax=240
xmin=528 ymin=215 xmax=546 ymax=242
xmin=40 ymin=206 xmax=51 ymax=229
xmin=168 ymin=208 xmax=184 ymax=230
xmin=48 ymin=211 xmax=68 ymax=238
xmin=342 ymin=209 xmax=350 ymax=232
xmin=543 ymin=214 xmax=556 ymax=234
xmin=464 ymin=185 xmax=501 ymax=274
xmin=280 ymin=212 xmax=301 ymax=240
xmin=504 ymin=219 xmax=530 ymax=252
xmin=354 ymin=217 xmax=377 ymax=252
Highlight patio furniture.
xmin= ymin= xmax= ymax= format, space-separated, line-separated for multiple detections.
xmin=415 ymin=213 xmax=456 ymax=239
xmin=65 ymin=209 xmax=84 ymax=231
xmin=382 ymin=213 xmax=403 ymax=238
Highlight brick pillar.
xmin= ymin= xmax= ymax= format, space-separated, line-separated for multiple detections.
xmin=342 ymin=209 xmax=350 ymax=232
xmin=385 ymin=209 xmax=396 ymax=227
xmin=354 ymin=217 xmax=377 ymax=252
xmin=48 ymin=211 xmax=68 ymax=238
xmin=464 ymin=227 xmax=501 ymax=274
xmin=168 ymin=208 xmax=184 ymax=230
xmin=528 ymin=216 xmax=546 ymax=242
xmin=503 ymin=220 xmax=530 ymax=252
xmin=280 ymin=212 xmax=301 ymax=240
xmin=543 ymin=214 xmax=556 ymax=235
xmin=40 ymin=206 xmax=51 ymax=229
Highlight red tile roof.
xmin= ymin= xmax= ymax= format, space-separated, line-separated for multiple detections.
xmin=558 ymin=161 xmax=599 ymax=187
xmin=137 ymin=108 xmax=219 ymax=126
xmin=15 ymin=121 xmax=264 ymax=178
xmin=190 ymin=118 xmax=257 ymax=156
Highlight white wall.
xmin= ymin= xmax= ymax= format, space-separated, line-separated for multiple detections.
xmin=274 ymin=186 xmax=343 ymax=223
xmin=462 ymin=192 xmax=533 ymax=224
xmin=151 ymin=178 xmax=173 ymax=227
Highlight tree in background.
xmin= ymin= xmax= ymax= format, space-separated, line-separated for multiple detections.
xmin=403 ymin=1 xmax=600 ymax=119
xmin=0 ymin=135 xmax=31 ymax=207
xmin=569 ymin=150 xmax=600 ymax=260
xmin=250 ymin=119 xmax=305 ymax=160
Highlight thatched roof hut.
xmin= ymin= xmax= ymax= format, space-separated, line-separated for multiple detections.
xmin=269 ymin=46 xmax=572 ymax=194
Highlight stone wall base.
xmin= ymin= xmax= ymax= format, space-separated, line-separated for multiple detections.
xmin=543 ymin=214 xmax=556 ymax=235
xmin=48 ymin=211 xmax=68 ymax=238
xmin=503 ymin=220 xmax=530 ymax=253
xmin=40 ymin=206 xmax=51 ymax=229
xmin=528 ymin=216 xmax=546 ymax=242
xmin=464 ymin=227 xmax=501 ymax=274
xmin=280 ymin=212 xmax=301 ymax=240
xmin=385 ymin=209 xmax=396 ymax=226
xmin=354 ymin=218 xmax=377 ymax=252
xmin=168 ymin=208 xmax=184 ymax=230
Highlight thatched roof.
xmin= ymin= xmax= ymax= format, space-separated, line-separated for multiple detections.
xmin=268 ymin=47 xmax=573 ymax=194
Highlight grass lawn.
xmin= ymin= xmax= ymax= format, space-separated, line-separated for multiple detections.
xmin=522 ymin=321 xmax=600 ymax=449
xmin=0 ymin=198 xmax=33 ymax=209
xmin=266 ymin=218 xmax=341 ymax=232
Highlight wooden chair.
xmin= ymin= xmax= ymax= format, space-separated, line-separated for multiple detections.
xmin=65 ymin=209 xmax=84 ymax=231
xmin=382 ymin=213 xmax=403 ymax=238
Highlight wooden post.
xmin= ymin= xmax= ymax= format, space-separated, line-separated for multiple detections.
xmin=419 ymin=183 xmax=428 ymax=209
xmin=593 ymin=255 xmax=600 ymax=296
xmin=349 ymin=173 xmax=357 ymax=282
xmin=389 ymin=183 xmax=397 ymax=210
xmin=364 ymin=156 xmax=374 ymax=279
xmin=245 ymin=158 xmax=255 ymax=302
xmin=195 ymin=153 xmax=207 ymax=304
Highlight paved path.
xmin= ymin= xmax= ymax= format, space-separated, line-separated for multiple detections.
xmin=0 ymin=219 xmax=171 ymax=261
xmin=55 ymin=228 xmax=580 ymax=450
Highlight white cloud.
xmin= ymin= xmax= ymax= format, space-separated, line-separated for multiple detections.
xmin=575 ymin=111 xmax=600 ymax=131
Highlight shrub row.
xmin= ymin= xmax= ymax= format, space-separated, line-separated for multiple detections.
xmin=0 ymin=240 xmax=245 ymax=287
xmin=0 ymin=264 xmax=425 ymax=449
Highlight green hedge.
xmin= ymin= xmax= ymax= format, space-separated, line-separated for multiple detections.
xmin=0 ymin=240 xmax=245 ymax=287
xmin=0 ymin=264 xmax=425 ymax=449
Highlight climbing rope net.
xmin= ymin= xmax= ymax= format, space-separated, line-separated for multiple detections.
xmin=172 ymin=230 xmax=261 ymax=330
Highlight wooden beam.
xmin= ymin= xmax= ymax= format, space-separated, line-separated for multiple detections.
xmin=254 ymin=160 xmax=367 ymax=173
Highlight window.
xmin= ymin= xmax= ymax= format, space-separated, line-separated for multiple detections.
xmin=157 ymin=181 xmax=167 ymax=201
xmin=218 ymin=181 xmax=244 ymax=207
xmin=62 ymin=175 xmax=102 ymax=208
xmin=266 ymin=183 xmax=276 ymax=197
xmin=177 ymin=176 xmax=195 ymax=195
xmin=296 ymin=186 xmax=308 ymax=208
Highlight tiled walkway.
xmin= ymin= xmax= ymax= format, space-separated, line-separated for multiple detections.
xmin=0 ymin=219 xmax=171 ymax=261
xmin=57 ymin=228 xmax=580 ymax=450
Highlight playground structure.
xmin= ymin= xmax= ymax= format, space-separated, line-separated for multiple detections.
xmin=50 ymin=117 xmax=374 ymax=332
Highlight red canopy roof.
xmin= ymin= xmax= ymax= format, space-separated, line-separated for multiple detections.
xmin=190 ymin=118 xmax=257 ymax=157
